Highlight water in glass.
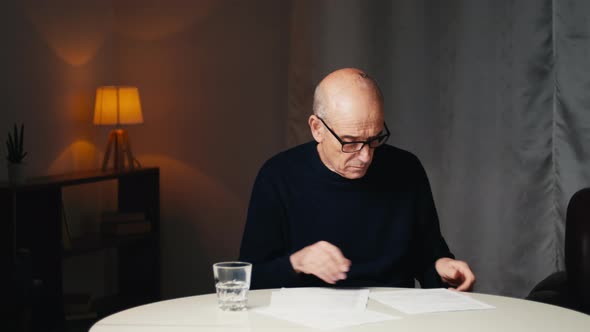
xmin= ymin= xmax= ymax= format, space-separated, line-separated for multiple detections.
xmin=216 ymin=280 xmax=249 ymax=310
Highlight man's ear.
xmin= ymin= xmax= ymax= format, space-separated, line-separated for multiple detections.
xmin=309 ymin=115 xmax=323 ymax=143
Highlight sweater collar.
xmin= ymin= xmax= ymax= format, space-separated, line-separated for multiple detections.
xmin=307 ymin=141 xmax=374 ymax=184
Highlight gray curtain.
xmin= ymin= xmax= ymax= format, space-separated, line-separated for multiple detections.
xmin=287 ymin=0 xmax=590 ymax=297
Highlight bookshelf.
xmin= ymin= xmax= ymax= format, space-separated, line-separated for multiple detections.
xmin=2 ymin=168 xmax=160 ymax=332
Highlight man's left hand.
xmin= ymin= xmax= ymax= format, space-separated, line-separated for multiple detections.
xmin=435 ymin=257 xmax=475 ymax=291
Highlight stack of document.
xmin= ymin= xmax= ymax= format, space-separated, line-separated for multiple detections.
xmin=254 ymin=288 xmax=398 ymax=330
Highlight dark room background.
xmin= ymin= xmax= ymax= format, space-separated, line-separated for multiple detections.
xmin=2 ymin=0 xmax=589 ymax=299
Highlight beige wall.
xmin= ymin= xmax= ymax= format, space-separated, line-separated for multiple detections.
xmin=2 ymin=0 xmax=289 ymax=297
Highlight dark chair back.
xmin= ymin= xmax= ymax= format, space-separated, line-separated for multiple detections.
xmin=565 ymin=187 xmax=590 ymax=313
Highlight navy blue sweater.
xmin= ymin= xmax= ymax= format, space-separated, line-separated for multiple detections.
xmin=239 ymin=141 xmax=453 ymax=289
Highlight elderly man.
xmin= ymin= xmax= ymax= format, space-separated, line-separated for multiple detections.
xmin=239 ymin=68 xmax=475 ymax=291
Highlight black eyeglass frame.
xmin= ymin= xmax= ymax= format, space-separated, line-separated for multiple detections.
xmin=316 ymin=116 xmax=390 ymax=153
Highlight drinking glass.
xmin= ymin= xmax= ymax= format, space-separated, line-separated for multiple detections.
xmin=212 ymin=261 xmax=252 ymax=311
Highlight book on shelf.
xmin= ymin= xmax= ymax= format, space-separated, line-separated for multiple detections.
xmin=63 ymin=293 xmax=94 ymax=317
xmin=101 ymin=221 xmax=152 ymax=236
xmin=65 ymin=311 xmax=97 ymax=321
xmin=100 ymin=211 xmax=151 ymax=236
xmin=101 ymin=211 xmax=146 ymax=223
xmin=61 ymin=210 xmax=72 ymax=250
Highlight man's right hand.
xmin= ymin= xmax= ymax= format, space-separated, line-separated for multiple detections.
xmin=289 ymin=241 xmax=351 ymax=284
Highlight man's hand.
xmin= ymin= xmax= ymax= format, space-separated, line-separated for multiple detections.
xmin=435 ymin=257 xmax=476 ymax=291
xmin=289 ymin=241 xmax=351 ymax=284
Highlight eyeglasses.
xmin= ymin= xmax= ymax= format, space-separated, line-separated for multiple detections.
xmin=317 ymin=116 xmax=390 ymax=153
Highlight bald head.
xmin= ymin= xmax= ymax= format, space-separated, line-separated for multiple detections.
xmin=309 ymin=68 xmax=386 ymax=179
xmin=313 ymin=68 xmax=384 ymax=120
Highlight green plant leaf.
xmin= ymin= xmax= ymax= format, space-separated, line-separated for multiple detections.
xmin=8 ymin=133 xmax=14 ymax=152
xmin=6 ymin=123 xmax=26 ymax=163
xmin=19 ymin=123 xmax=24 ymax=152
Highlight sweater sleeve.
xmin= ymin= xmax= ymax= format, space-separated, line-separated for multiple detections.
xmin=238 ymin=162 xmax=300 ymax=289
xmin=411 ymin=158 xmax=455 ymax=288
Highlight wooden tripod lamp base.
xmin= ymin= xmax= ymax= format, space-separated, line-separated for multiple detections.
xmin=102 ymin=129 xmax=138 ymax=171
xmin=94 ymin=86 xmax=144 ymax=171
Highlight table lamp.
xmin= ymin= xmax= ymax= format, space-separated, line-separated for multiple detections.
xmin=94 ymin=86 xmax=143 ymax=171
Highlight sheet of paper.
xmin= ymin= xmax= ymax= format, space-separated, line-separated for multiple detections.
xmin=369 ymin=288 xmax=495 ymax=314
xmin=255 ymin=306 xmax=397 ymax=330
xmin=270 ymin=287 xmax=370 ymax=311
xmin=253 ymin=288 xmax=399 ymax=330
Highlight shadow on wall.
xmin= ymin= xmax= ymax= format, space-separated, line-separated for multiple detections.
xmin=23 ymin=0 xmax=111 ymax=66
xmin=48 ymin=139 xmax=100 ymax=173
xmin=23 ymin=0 xmax=224 ymax=66
xmin=113 ymin=0 xmax=223 ymax=41
xmin=139 ymin=154 xmax=248 ymax=297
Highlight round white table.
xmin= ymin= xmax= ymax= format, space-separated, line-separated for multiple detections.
xmin=90 ymin=288 xmax=589 ymax=331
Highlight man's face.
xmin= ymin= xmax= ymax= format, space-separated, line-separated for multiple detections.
xmin=314 ymin=90 xmax=385 ymax=180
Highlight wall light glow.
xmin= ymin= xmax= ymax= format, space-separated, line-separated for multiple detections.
xmin=23 ymin=0 xmax=112 ymax=66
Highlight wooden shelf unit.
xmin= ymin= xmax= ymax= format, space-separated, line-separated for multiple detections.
xmin=2 ymin=167 xmax=160 ymax=332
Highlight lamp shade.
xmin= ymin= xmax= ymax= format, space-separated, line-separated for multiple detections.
xmin=93 ymin=86 xmax=143 ymax=126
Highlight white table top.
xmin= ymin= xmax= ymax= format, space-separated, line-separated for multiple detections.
xmin=90 ymin=288 xmax=590 ymax=332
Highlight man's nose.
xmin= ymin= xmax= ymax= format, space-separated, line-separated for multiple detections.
xmin=357 ymin=144 xmax=372 ymax=163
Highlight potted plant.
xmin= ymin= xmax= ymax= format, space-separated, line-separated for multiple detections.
xmin=6 ymin=123 xmax=27 ymax=184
